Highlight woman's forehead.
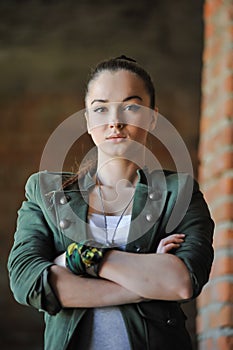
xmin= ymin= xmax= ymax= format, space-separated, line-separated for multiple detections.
xmin=86 ymin=70 xmax=150 ymax=105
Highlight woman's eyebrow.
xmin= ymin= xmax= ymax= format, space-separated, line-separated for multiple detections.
xmin=123 ymin=95 xmax=142 ymax=102
xmin=91 ymin=96 xmax=142 ymax=105
xmin=91 ymin=99 xmax=108 ymax=105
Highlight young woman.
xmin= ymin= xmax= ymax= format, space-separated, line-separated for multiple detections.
xmin=8 ymin=56 xmax=214 ymax=350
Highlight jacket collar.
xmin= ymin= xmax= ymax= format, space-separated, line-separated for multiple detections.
xmin=51 ymin=168 xmax=168 ymax=251
xmin=77 ymin=166 xmax=149 ymax=191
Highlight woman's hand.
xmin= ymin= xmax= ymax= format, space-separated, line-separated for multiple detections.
xmin=156 ymin=233 xmax=185 ymax=254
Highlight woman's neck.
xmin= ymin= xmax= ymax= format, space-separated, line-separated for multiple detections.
xmin=96 ymin=158 xmax=141 ymax=188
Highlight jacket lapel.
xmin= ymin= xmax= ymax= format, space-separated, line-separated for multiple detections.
xmin=126 ymin=171 xmax=169 ymax=253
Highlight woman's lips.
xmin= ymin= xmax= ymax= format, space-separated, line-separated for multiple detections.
xmin=106 ymin=135 xmax=127 ymax=142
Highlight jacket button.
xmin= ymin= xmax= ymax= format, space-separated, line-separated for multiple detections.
xmin=149 ymin=191 xmax=161 ymax=200
xmin=166 ymin=318 xmax=177 ymax=326
xmin=60 ymin=195 xmax=70 ymax=205
xmin=59 ymin=219 xmax=70 ymax=229
xmin=135 ymin=246 xmax=141 ymax=252
xmin=145 ymin=214 xmax=153 ymax=222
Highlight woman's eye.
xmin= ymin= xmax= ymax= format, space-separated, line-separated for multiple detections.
xmin=124 ymin=104 xmax=141 ymax=112
xmin=93 ymin=106 xmax=107 ymax=113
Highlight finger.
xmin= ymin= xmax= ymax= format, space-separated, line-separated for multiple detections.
xmin=160 ymin=236 xmax=184 ymax=245
xmin=157 ymin=243 xmax=181 ymax=254
xmin=169 ymin=233 xmax=185 ymax=239
xmin=156 ymin=234 xmax=185 ymax=253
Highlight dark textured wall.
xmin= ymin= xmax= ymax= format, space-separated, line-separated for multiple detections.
xmin=1 ymin=1 xmax=204 ymax=349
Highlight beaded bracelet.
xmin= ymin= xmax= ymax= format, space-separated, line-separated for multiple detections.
xmin=65 ymin=242 xmax=107 ymax=277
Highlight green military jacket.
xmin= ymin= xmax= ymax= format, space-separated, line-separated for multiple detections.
xmin=8 ymin=169 xmax=214 ymax=350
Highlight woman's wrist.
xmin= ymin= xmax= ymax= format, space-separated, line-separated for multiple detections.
xmin=65 ymin=242 xmax=109 ymax=277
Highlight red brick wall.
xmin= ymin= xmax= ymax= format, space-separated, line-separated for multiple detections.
xmin=198 ymin=1 xmax=233 ymax=349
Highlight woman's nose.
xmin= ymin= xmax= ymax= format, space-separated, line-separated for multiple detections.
xmin=107 ymin=106 xmax=125 ymax=128
xmin=109 ymin=121 xmax=124 ymax=129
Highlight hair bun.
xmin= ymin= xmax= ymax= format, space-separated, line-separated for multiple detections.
xmin=115 ymin=55 xmax=137 ymax=63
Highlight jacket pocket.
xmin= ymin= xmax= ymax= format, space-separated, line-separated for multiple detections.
xmin=136 ymin=301 xmax=192 ymax=350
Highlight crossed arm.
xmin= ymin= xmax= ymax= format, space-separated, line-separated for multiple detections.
xmin=49 ymin=234 xmax=192 ymax=308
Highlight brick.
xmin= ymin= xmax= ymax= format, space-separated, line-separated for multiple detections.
xmin=197 ymin=304 xmax=233 ymax=335
xmin=199 ymin=124 xmax=233 ymax=157
xmin=211 ymin=201 xmax=233 ymax=222
xmin=204 ymin=1 xmax=214 ymax=19
xmin=218 ymin=174 xmax=233 ymax=193
xmin=197 ymin=284 xmax=211 ymax=308
xmin=210 ymin=256 xmax=233 ymax=278
xmin=203 ymin=39 xmax=223 ymax=63
xmin=203 ymin=46 xmax=212 ymax=64
xmin=205 ymin=22 xmax=215 ymax=39
xmin=213 ymin=281 xmax=233 ymax=303
xmin=210 ymin=304 xmax=233 ymax=328
xmin=198 ymin=337 xmax=215 ymax=350
xmin=204 ymin=0 xmax=223 ymax=20
xmin=214 ymin=150 xmax=233 ymax=174
xmin=224 ymin=98 xmax=233 ymax=117
xmin=199 ymin=280 xmax=233 ymax=305
xmin=224 ymin=75 xmax=233 ymax=93
xmin=228 ymin=2 xmax=233 ymax=21
xmin=199 ymin=108 xmax=232 ymax=136
xmin=217 ymin=336 xmax=233 ymax=350
xmin=230 ymin=25 xmax=233 ymax=40
xmin=213 ymin=101 xmax=233 ymax=122
xmin=226 ymin=49 xmax=233 ymax=69
xmin=212 ymin=57 xmax=225 ymax=78
xmin=214 ymin=228 xmax=233 ymax=249
xmin=196 ymin=314 xmax=204 ymax=334
xmin=199 ymin=116 xmax=213 ymax=134
xmin=200 ymin=151 xmax=233 ymax=180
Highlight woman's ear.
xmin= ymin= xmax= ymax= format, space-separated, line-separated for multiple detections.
xmin=150 ymin=107 xmax=158 ymax=131
xmin=85 ymin=111 xmax=91 ymax=134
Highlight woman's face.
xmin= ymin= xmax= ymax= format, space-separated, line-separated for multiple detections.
xmin=85 ymin=70 xmax=156 ymax=158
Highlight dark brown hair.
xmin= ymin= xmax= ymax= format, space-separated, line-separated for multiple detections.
xmin=85 ymin=55 xmax=155 ymax=109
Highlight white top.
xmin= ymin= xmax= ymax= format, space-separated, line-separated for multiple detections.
xmin=87 ymin=213 xmax=131 ymax=247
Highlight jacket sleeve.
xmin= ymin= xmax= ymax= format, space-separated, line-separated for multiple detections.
xmin=172 ymin=178 xmax=214 ymax=299
xmin=7 ymin=173 xmax=62 ymax=315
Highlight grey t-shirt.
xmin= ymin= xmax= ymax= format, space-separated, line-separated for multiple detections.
xmin=74 ymin=214 xmax=131 ymax=349
xmin=75 ymin=307 xmax=131 ymax=349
